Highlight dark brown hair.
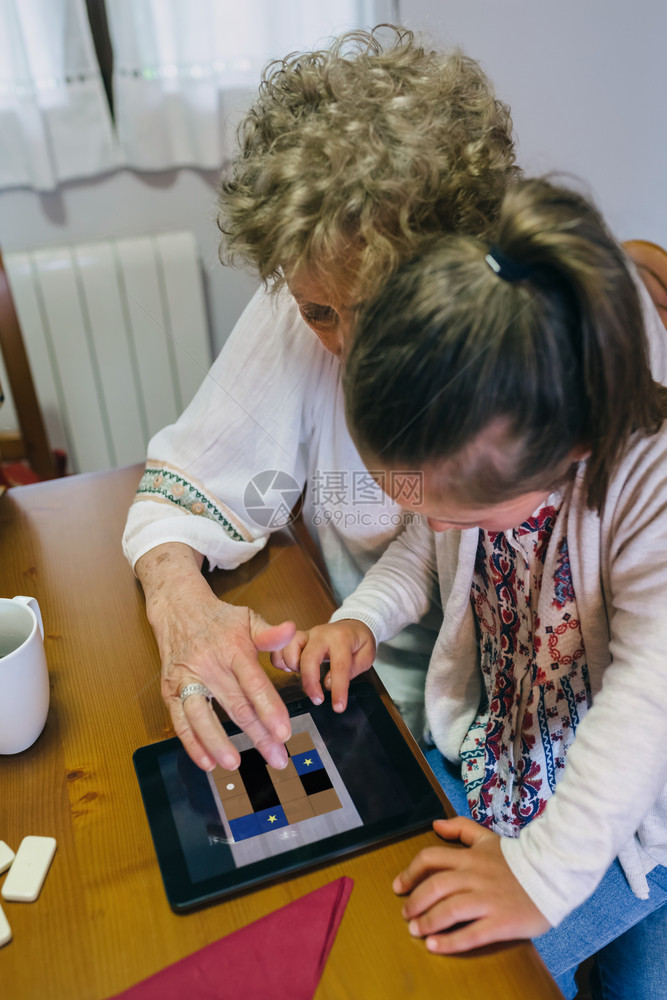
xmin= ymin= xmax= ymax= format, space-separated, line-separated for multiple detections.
xmin=344 ymin=178 xmax=666 ymax=513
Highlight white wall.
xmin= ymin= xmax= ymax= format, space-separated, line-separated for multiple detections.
xmin=0 ymin=1 xmax=396 ymax=442
xmin=0 ymin=168 xmax=262 ymax=441
xmin=0 ymin=167 xmax=260 ymax=359
xmin=399 ymin=0 xmax=667 ymax=244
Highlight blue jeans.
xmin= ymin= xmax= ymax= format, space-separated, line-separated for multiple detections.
xmin=425 ymin=749 xmax=667 ymax=1000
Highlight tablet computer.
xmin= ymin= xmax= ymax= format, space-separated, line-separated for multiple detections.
xmin=133 ymin=679 xmax=445 ymax=911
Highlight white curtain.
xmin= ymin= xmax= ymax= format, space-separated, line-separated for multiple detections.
xmin=0 ymin=0 xmax=120 ymax=191
xmin=0 ymin=0 xmax=372 ymax=190
xmin=105 ymin=0 xmax=367 ymax=172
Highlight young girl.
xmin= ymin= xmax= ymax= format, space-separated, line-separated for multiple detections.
xmin=273 ymin=179 xmax=667 ymax=999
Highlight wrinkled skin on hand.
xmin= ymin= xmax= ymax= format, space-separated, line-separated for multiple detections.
xmin=137 ymin=542 xmax=296 ymax=772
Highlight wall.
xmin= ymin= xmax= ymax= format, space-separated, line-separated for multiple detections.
xmin=399 ymin=0 xmax=667 ymax=243
xmin=0 ymin=166 xmax=260 ymax=358
xmin=0 ymin=167 xmax=262 ymax=439
xmin=0 ymin=1 xmax=397 ymax=441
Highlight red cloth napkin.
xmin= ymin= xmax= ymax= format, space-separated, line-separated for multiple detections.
xmin=111 ymin=877 xmax=353 ymax=1000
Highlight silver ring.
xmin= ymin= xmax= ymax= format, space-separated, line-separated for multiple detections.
xmin=180 ymin=682 xmax=212 ymax=705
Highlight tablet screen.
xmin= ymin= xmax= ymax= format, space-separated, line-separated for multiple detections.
xmin=134 ymin=681 xmax=444 ymax=910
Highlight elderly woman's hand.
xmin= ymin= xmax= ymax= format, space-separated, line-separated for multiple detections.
xmin=136 ymin=542 xmax=295 ymax=772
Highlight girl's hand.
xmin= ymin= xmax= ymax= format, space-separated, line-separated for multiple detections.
xmin=393 ymin=817 xmax=550 ymax=952
xmin=271 ymin=619 xmax=376 ymax=711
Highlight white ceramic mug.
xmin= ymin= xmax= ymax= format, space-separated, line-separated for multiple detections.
xmin=0 ymin=596 xmax=50 ymax=754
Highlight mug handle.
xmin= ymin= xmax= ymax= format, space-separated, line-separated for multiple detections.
xmin=13 ymin=596 xmax=44 ymax=639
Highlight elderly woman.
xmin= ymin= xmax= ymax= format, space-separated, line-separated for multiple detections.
xmin=122 ymin=25 xmax=519 ymax=773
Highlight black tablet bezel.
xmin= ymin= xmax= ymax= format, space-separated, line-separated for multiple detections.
xmin=133 ymin=679 xmax=445 ymax=911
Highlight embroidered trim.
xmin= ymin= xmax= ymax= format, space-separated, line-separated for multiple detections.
xmin=134 ymin=462 xmax=250 ymax=543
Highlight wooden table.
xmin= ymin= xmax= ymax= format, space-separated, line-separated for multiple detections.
xmin=0 ymin=466 xmax=562 ymax=999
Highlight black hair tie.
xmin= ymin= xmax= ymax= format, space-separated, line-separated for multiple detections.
xmin=485 ymin=244 xmax=534 ymax=282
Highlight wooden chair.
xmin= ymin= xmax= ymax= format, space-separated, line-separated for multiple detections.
xmin=623 ymin=239 xmax=667 ymax=331
xmin=0 ymin=248 xmax=56 ymax=482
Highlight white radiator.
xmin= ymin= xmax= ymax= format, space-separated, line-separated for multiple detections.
xmin=2 ymin=232 xmax=212 ymax=473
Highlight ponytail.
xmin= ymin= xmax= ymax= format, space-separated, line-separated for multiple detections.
xmin=344 ymin=178 xmax=665 ymax=513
